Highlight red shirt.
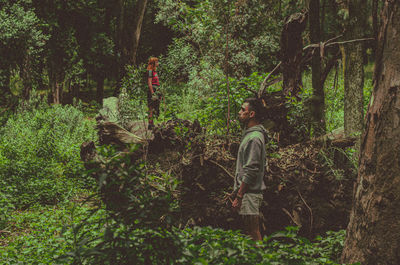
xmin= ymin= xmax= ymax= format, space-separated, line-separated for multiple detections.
xmin=149 ymin=70 xmax=160 ymax=86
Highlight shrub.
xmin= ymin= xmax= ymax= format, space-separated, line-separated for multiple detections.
xmin=57 ymin=145 xmax=345 ymax=265
xmin=88 ymin=144 xmax=179 ymax=228
xmin=0 ymin=98 xmax=97 ymax=208
xmin=60 ymin=222 xmax=345 ymax=264
xmin=195 ymin=72 xmax=281 ymax=135
xmin=0 ymin=202 xmax=104 ymax=264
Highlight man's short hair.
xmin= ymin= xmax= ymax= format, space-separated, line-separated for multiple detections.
xmin=244 ymin=97 xmax=264 ymax=121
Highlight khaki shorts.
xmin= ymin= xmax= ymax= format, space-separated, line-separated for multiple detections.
xmin=239 ymin=193 xmax=263 ymax=215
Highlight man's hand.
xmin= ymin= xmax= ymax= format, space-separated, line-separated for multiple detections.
xmin=232 ymin=196 xmax=242 ymax=211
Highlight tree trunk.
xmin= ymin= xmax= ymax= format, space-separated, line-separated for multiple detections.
xmin=115 ymin=0 xmax=148 ymax=96
xmin=280 ymin=12 xmax=307 ymax=98
xmin=96 ymin=76 xmax=105 ymax=104
xmin=0 ymin=65 xmax=11 ymax=106
xmin=131 ymin=0 xmax=148 ymax=66
xmin=343 ymin=0 xmax=367 ymax=142
xmin=72 ymin=83 xmax=80 ymax=100
xmin=372 ymin=0 xmax=379 ymax=50
xmin=341 ymin=2 xmax=400 ymax=264
xmin=50 ymin=70 xmax=63 ymax=104
xmin=115 ymin=0 xmax=125 ymax=96
xmin=22 ymin=53 xmax=32 ymax=100
xmin=309 ymin=0 xmax=325 ymax=136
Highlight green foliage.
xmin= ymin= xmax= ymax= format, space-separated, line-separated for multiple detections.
xmin=0 ymin=191 xmax=15 ymax=230
xmin=195 ymin=72 xmax=281 ymax=134
xmin=285 ymin=84 xmax=313 ymax=140
xmin=0 ymin=0 xmax=47 ymax=65
xmin=155 ymin=0 xmax=281 ymax=82
xmin=54 ymin=144 xmax=179 ymax=264
xmin=1 ymin=140 xmax=347 ymax=264
xmin=1 ymin=200 xmax=347 ymax=265
xmin=53 ymin=144 xmax=345 ymax=265
xmin=0 ymin=0 xmax=47 ymax=94
xmin=0 ymin=202 xmax=105 ymax=264
xmin=91 ymin=144 xmax=179 ymax=227
xmin=0 ymin=96 xmax=97 ymax=208
xmin=161 ymin=39 xmax=198 ymax=84
xmin=286 ymin=66 xmax=373 ymax=138
xmin=60 ymin=220 xmax=346 ymax=264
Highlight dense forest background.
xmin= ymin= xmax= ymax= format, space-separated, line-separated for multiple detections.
xmin=1 ymin=0 xmax=398 ymax=264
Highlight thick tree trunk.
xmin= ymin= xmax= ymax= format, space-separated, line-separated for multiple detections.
xmin=341 ymin=2 xmax=400 ymax=264
xmin=280 ymin=12 xmax=307 ymax=98
xmin=343 ymin=0 xmax=366 ymax=141
xmin=372 ymin=0 xmax=379 ymax=50
xmin=309 ymin=0 xmax=325 ymax=136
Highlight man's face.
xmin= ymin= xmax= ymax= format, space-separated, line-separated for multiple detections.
xmin=238 ymin=102 xmax=254 ymax=125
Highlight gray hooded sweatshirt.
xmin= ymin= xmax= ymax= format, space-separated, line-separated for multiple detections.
xmin=234 ymin=124 xmax=267 ymax=192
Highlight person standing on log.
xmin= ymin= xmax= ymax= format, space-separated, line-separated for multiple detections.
xmin=147 ymin=57 xmax=161 ymax=130
xmin=232 ymin=97 xmax=267 ymax=241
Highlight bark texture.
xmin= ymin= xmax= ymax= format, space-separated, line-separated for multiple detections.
xmin=131 ymin=0 xmax=148 ymax=66
xmin=0 ymin=64 xmax=11 ymax=105
xmin=280 ymin=12 xmax=307 ymax=97
xmin=115 ymin=0 xmax=148 ymax=95
xmin=343 ymin=0 xmax=367 ymax=140
xmin=341 ymin=2 xmax=400 ymax=264
xmin=309 ymin=0 xmax=325 ymax=136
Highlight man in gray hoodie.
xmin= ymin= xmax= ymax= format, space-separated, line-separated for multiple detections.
xmin=232 ymin=97 xmax=267 ymax=241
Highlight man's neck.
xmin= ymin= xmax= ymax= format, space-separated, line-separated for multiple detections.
xmin=245 ymin=119 xmax=259 ymax=129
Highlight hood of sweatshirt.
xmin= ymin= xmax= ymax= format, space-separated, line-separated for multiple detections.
xmin=243 ymin=124 xmax=268 ymax=142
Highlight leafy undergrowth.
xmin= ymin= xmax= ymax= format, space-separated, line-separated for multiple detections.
xmin=0 ymin=201 xmax=346 ymax=265
xmin=0 ymin=142 xmax=348 ymax=264
xmin=0 ymin=199 xmax=105 ymax=264
xmin=0 ymin=96 xmax=97 ymax=209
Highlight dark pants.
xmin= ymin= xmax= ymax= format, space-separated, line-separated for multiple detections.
xmin=147 ymin=86 xmax=160 ymax=117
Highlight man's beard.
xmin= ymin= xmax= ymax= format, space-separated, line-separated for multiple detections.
xmin=239 ymin=117 xmax=249 ymax=128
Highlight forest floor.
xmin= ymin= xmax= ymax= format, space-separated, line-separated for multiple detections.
xmin=90 ymin=116 xmax=357 ymax=239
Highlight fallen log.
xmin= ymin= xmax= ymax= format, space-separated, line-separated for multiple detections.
xmin=81 ymin=113 xmax=356 ymax=238
xmin=97 ymin=119 xmax=144 ymax=146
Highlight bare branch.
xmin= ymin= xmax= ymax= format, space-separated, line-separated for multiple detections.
xmin=258 ymin=62 xmax=282 ymax=97
xmin=208 ymin=159 xmax=235 ymax=179
xmin=304 ymin=37 xmax=374 ymax=50
xmin=258 ymin=36 xmax=374 ymax=97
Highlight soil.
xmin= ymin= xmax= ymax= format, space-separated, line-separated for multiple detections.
xmin=144 ymin=119 xmax=356 ymax=238
xmin=82 ymin=117 xmax=356 ymax=238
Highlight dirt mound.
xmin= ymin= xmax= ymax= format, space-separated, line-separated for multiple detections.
xmin=82 ymin=117 xmax=356 ymax=237
xmin=263 ymin=142 xmax=355 ymax=236
xmin=145 ymin=120 xmax=356 ymax=237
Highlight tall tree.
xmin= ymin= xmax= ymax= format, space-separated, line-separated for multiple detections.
xmin=73 ymin=0 xmax=116 ymax=104
xmin=341 ymin=1 xmax=400 ymax=264
xmin=115 ymin=0 xmax=148 ymax=95
xmin=342 ymin=0 xmax=368 ymax=144
xmin=309 ymin=0 xmax=326 ymax=136
xmin=0 ymin=0 xmax=45 ymax=103
xmin=280 ymin=12 xmax=307 ymax=97
xmin=33 ymin=0 xmax=80 ymax=104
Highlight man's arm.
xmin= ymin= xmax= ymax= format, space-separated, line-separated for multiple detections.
xmin=232 ymin=181 xmax=248 ymax=211
xmin=241 ymin=137 xmax=263 ymax=186
xmin=148 ymin=78 xmax=154 ymax=94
